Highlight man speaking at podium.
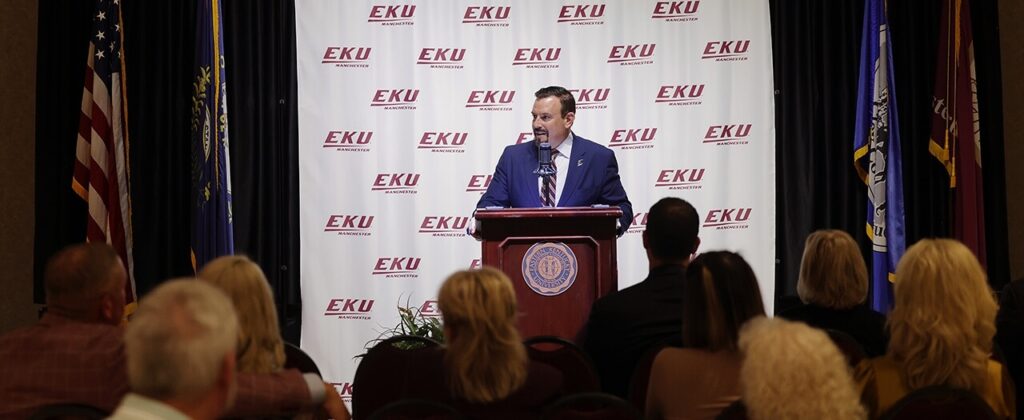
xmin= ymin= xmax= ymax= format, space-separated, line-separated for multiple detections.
xmin=477 ymin=86 xmax=633 ymax=235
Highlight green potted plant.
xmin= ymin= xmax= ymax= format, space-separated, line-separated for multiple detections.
xmin=360 ymin=299 xmax=444 ymax=355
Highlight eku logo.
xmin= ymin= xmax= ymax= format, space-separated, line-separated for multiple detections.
xmin=655 ymin=85 xmax=705 ymax=106
xmin=558 ymin=4 xmax=606 ymax=25
xmin=651 ymin=1 xmax=700 ymax=21
xmin=703 ymin=208 xmax=753 ymax=230
xmin=368 ymin=5 xmax=415 ymax=25
xmin=324 ymin=215 xmax=374 ymax=236
xmin=704 ymin=124 xmax=752 ymax=145
xmin=322 ymin=131 xmax=372 ymax=152
xmin=463 ymin=6 xmax=511 ymax=26
xmin=655 ymin=168 xmax=706 ymax=190
xmin=323 ymin=298 xmax=375 ymax=319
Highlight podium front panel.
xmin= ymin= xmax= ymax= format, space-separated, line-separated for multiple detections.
xmin=476 ymin=208 xmax=620 ymax=341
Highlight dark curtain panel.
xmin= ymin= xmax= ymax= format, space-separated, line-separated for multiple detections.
xmin=119 ymin=0 xmax=197 ymax=297
xmin=221 ymin=0 xmax=303 ymax=342
xmin=33 ymin=0 xmax=303 ymax=338
xmin=33 ymin=0 xmax=92 ymax=301
xmin=771 ymin=0 xmax=869 ymax=309
xmin=771 ymin=0 xmax=1009 ymax=303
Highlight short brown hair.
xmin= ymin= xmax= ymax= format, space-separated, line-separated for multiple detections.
xmin=797 ymin=230 xmax=868 ymax=309
xmin=534 ymin=86 xmax=575 ymax=118
xmin=44 ymin=243 xmax=122 ymax=302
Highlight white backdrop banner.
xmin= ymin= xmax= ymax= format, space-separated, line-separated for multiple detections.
xmin=295 ymin=0 xmax=775 ymax=402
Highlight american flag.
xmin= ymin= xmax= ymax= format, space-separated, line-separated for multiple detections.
xmin=71 ymin=0 xmax=136 ymax=306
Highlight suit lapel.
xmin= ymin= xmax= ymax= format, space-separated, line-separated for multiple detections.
xmin=560 ymin=137 xmax=589 ymax=206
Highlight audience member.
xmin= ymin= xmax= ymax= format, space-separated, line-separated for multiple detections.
xmin=109 ymin=280 xmax=240 ymax=419
xmin=584 ymin=197 xmax=700 ymax=398
xmin=855 ymin=239 xmax=1014 ymax=418
xmin=995 ymin=276 xmax=1024 ymax=412
xmin=739 ymin=317 xmax=866 ymax=420
xmin=199 ymin=255 xmax=285 ymax=374
xmin=0 ymin=243 xmax=128 ymax=417
xmin=777 ymin=229 xmax=888 ymax=356
xmin=0 ymin=243 xmax=344 ymax=418
xmin=645 ymin=251 xmax=765 ymax=420
xmin=409 ymin=267 xmax=564 ymax=419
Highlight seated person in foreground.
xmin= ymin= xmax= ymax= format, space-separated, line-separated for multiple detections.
xmin=199 ymin=255 xmax=288 ymax=374
xmin=777 ymin=229 xmax=888 ymax=356
xmin=109 ymin=280 xmax=241 ymax=419
xmin=739 ymin=317 xmax=866 ymax=420
xmin=645 ymin=251 xmax=766 ymax=420
xmin=0 ymin=243 xmax=340 ymax=418
xmin=584 ymin=196 xmax=700 ymax=398
xmin=855 ymin=239 xmax=1015 ymax=419
xmin=414 ymin=267 xmax=564 ymax=418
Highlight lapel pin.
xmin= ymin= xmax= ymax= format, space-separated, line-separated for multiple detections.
xmin=577 ymin=159 xmax=583 ymax=167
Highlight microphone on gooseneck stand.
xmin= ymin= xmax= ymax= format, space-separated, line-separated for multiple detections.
xmin=534 ymin=140 xmax=556 ymax=176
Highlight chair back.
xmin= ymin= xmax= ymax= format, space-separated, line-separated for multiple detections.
xmin=714 ymin=400 xmax=748 ymax=420
xmin=541 ymin=392 xmax=642 ymax=420
xmin=825 ymin=329 xmax=868 ymax=366
xmin=366 ymin=398 xmax=465 ymax=420
xmin=626 ymin=344 xmax=667 ymax=413
xmin=524 ymin=336 xmax=601 ymax=393
xmin=352 ymin=335 xmax=442 ymax=419
xmin=29 ymin=403 xmax=108 ymax=420
xmin=284 ymin=341 xmax=322 ymax=376
xmin=879 ymin=385 xmax=999 ymax=420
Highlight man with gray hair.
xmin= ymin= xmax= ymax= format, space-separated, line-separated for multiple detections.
xmin=109 ymin=279 xmax=240 ymax=419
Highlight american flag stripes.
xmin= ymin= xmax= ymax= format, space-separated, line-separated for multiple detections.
xmin=71 ymin=0 xmax=136 ymax=306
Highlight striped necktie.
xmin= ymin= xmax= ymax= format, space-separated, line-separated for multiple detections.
xmin=542 ymin=150 xmax=558 ymax=207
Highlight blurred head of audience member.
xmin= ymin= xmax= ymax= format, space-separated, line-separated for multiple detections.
xmin=45 ymin=242 xmax=127 ymax=324
xmin=682 ymin=251 xmax=766 ymax=351
xmin=122 ymin=279 xmax=239 ymax=419
xmin=199 ymin=255 xmax=285 ymax=374
xmin=889 ymin=238 xmax=997 ymax=391
xmin=797 ymin=229 xmax=868 ymax=309
xmin=739 ymin=317 xmax=866 ymax=420
xmin=437 ymin=267 xmax=526 ymax=403
xmin=643 ymin=196 xmax=700 ymax=266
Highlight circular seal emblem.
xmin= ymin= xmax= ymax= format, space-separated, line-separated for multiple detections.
xmin=521 ymin=242 xmax=578 ymax=296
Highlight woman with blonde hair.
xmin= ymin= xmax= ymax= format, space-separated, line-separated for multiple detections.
xmin=198 ymin=255 xmax=285 ymax=374
xmin=778 ymin=229 xmax=887 ymax=356
xmin=856 ymin=239 xmax=1015 ymax=418
xmin=645 ymin=251 xmax=766 ymax=420
xmin=739 ymin=317 xmax=866 ymax=420
xmin=412 ymin=267 xmax=562 ymax=418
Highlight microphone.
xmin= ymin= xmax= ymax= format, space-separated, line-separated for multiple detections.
xmin=533 ymin=139 xmax=556 ymax=176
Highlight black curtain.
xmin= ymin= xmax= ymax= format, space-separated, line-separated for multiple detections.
xmin=771 ymin=0 xmax=1008 ymax=306
xmin=33 ymin=0 xmax=302 ymax=340
xmin=35 ymin=1 xmax=1008 ymax=332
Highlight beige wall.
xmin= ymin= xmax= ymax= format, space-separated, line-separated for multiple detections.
xmin=1002 ymin=0 xmax=1024 ymax=282
xmin=0 ymin=0 xmax=40 ymax=333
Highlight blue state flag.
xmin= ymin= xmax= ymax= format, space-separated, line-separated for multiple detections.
xmin=852 ymin=0 xmax=906 ymax=313
xmin=191 ymin=0 xmax=234 ymax=271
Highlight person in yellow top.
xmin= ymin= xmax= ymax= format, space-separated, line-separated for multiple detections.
xmin=855 ymin=239 xmax=1015 ymax=419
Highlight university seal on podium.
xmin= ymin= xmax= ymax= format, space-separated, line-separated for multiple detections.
xmin=522 ymin=242 xmax=578 ymax=296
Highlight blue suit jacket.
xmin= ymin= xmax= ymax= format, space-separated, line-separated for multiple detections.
xmin=477 ymin=135 xmax=633 ymax=235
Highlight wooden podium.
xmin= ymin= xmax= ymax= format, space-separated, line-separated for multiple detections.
xmin=473 ymin=207 xmax=621 ymax=341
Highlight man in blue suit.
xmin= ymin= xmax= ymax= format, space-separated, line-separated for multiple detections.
xmin=477 ymin=86 xmax=633 ymax=235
